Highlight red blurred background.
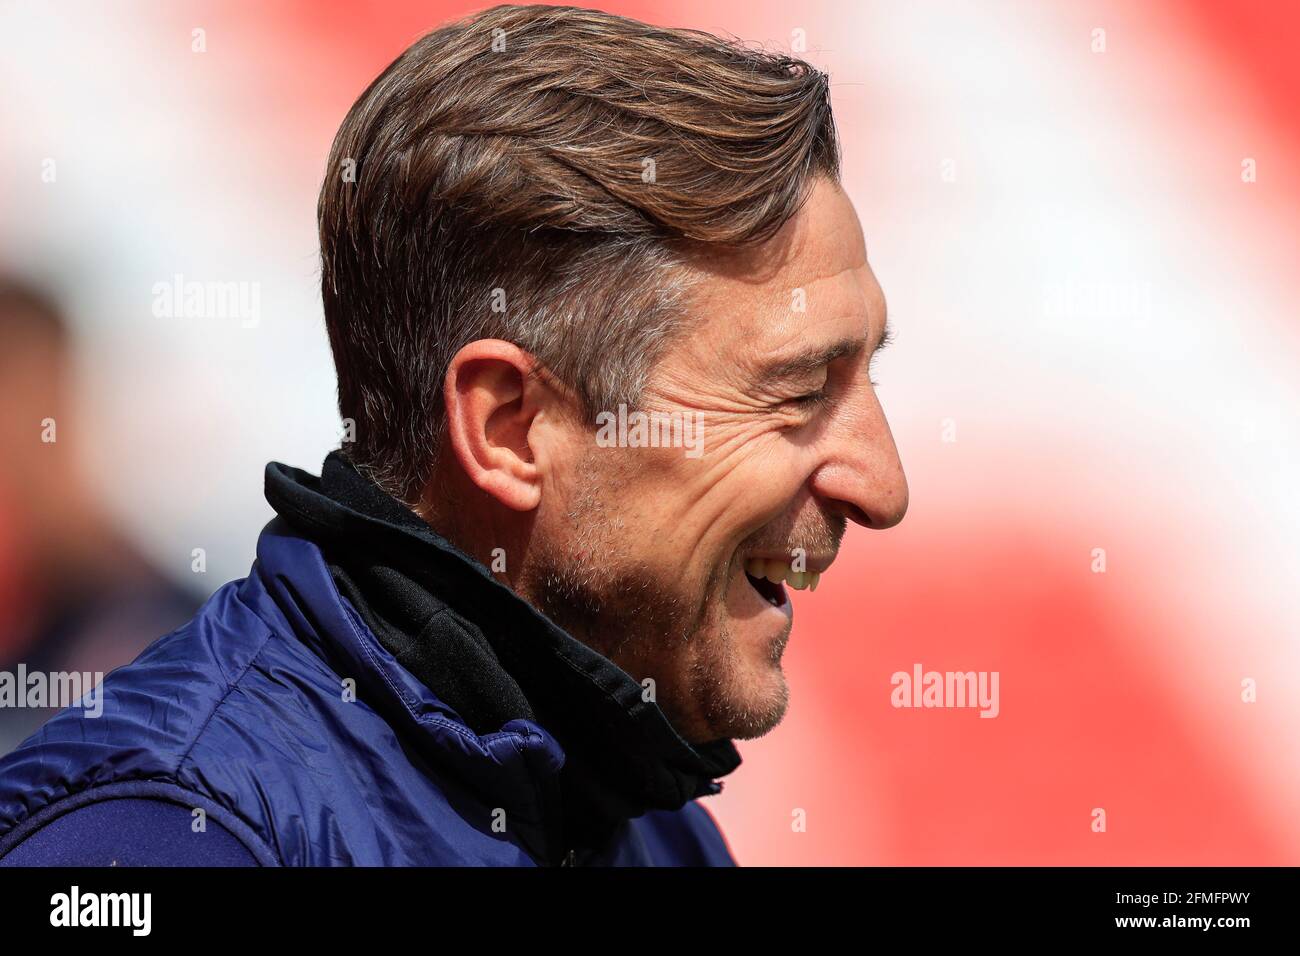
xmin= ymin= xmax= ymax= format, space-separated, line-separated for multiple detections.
xmin=1 ymin=0 xmax=1296 ymax=864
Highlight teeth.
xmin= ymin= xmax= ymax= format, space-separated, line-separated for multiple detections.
xmin=743 ymin=558 xmax=824 ymax=592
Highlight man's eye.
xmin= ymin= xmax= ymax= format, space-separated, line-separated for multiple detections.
xmin=789 ymin=388 xmax=828 ymax=408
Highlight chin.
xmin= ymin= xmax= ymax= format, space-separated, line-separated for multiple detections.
xmin=699 ymin=658 xmax=792 ymax=742
xmin=715 ymin=690 xmax=790 ymax=741
xmin=676 ymin=559 xmax=797 ymax=741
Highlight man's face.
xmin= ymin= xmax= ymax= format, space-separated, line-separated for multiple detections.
xmin=522 ymin=179 xmax=908 ymax=744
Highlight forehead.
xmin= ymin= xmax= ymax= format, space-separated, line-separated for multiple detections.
xmin=676 ymin=180 xmax=883 ymax=369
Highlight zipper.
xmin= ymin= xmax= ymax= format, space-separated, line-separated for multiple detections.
xmin=560 ymin=848 xmax=578 ymax=867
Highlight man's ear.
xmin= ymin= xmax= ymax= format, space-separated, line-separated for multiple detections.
xmin=442 ymin=339 xmax=550 ymax=512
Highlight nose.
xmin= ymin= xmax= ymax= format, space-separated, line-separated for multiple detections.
xmin=809 ymin=408 xmax=909 ymax=530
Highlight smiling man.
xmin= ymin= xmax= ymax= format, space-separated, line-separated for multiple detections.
xmin=0 ymin=4 xmax=906 ymax=867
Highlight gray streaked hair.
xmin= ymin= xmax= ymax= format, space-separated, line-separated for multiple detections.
xmin=318 ymin=4 xmax=840 ymax=503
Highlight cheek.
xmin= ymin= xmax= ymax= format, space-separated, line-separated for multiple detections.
xmin=703 ymin=420 xmax=813 ymax=512
xmin=552 ymin=418 xmax=812 ymax=577
xmin=649 ymin=435 xmax=814 ymax=580
xmin=545 ymin=445 xmax=714 ymax=559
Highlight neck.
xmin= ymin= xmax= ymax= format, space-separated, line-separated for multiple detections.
xmin=416 ymin=456 xmax=535 ymax=593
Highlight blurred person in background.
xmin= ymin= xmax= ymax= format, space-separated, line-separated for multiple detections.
xmin=0 ymin=278 xmax=199 ymax=754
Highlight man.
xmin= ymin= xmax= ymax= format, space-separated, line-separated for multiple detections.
xmin=0 ymin=4 xmax=906 ymax=866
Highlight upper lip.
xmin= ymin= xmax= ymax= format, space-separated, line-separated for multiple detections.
xmin=742 ymin=552 xmax=836 ymax=575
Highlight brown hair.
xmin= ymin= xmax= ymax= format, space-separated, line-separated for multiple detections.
xmin=318 ymin=3 xmax=839 ymax=502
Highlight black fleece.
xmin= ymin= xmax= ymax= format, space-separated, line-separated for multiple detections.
xmin=264 ymin=452 xmax=741 ymax=858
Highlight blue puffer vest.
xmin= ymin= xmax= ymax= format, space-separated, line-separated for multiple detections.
xmin=0 ymin=464 xmax=739 ymax=866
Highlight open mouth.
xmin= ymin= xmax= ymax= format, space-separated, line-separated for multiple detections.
xmin=740 ymin=556 xmax=825 ymax=609
xmin=744 ymin=569 xmax=788 ymax=608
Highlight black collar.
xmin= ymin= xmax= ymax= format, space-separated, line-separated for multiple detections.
xmin=264 ymin=452 xmax=741 ymax=860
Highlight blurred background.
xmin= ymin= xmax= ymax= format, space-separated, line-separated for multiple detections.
xmin=0 ymin=0 xmax=1296 ymax=863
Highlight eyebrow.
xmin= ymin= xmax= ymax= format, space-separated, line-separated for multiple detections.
xmin=756 ymin=318 xmax=893 ymax=386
